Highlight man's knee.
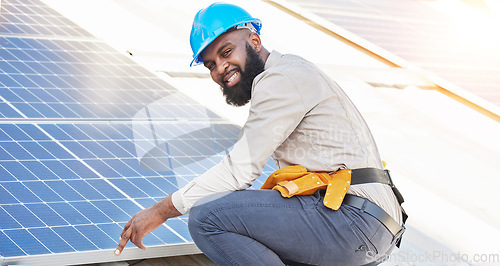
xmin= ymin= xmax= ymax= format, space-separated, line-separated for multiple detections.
xmin=188 ymin=192 xmax=232 ymax=236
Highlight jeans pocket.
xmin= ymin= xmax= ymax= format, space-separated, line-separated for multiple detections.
xmin=349 ymin=222 xmax=379 ymax=257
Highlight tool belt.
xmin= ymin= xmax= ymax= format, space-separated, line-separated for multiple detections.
xmin=261 ymin=165 xmax=407 ymax=247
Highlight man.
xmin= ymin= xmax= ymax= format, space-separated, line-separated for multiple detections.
xmin=116 ymin=3 xmax=405 ymax=265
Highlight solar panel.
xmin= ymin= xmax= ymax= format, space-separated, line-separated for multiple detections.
xmin=0 ymin=0 xmax=93 ymax=38
xmin=0 ymin=0 xmax=276 ymax=264
xmin=284 ymin=0 xmax=500 ymax=106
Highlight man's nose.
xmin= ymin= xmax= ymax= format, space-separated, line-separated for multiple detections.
xmin=216 ymin=59 xmax=228 ymax=75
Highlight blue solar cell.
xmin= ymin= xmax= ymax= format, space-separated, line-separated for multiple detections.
xmin=0 ymin=128 xmax=13 ymax=141
xmin=0 ymin=51 xmax=18 ymax=62
xmin=42 ymin=160 xmax=78 ymax=179
xmin=16 ymin=124 xmax=49 ymax=141
xmin=0 ymin=146 xmax=15 ymax=160
xmin=0 ymin=165 xmax=16 ymax=181
xmin=8 ymin=61 xmax=37 ymax=74
xmin=18 ymin=142 xmax=55 ymax=159
xmin=0 ymin=104 xmax=23 ymax=118
xmin=44 ymin=89 xmax=75 ymax=103
xmin=29 ymin=227 xmax=75 ymax=253
xmin=45 ymin=181 xmax=85 ymax=201
xmin=30 ymin=103 xmax=63 ymax=118
xmin=23 ymin=181 xmax=64 ymax=202
xmin=52 ymin=226 xmax=97 ymax=251
xmin=111 ymin=199 xmax=142 ymax=217
xmin=14 ymin=103 xmax=44 ymax=117
xmin=128 ymin=178 xmax=167 ymax=198
xmin=28 ymin=88 xmax=58 ymax=103
xmin=165 ymin=218 xmax=191 ymax=241
xmin=75 ymin=124 xmax=109 ymax=140
xmin=0 ymin=142 xmax=34 ymax=159
xmin=0 ymin=185 xmax=19 ymax=204
xmin=43 ymin=75 xmax=71 ymax=88
xmin=9 ymin=49 xmax=33 ymax=61
xmin=69 ymin=201 xmax=113 ymax=224
xmin=0 ymin=61 xmax=19 ymax=74
xmin=85 ymin=159 xmax=121 ymax=177
xmin=91 ymin=200 xmax=130 ymax=222
xmin=75 ymin=224 xmax=117 ymax=249
xmin=58 ymin=124 xmax=91 ymax=140
xmin=66 ymin=179 xmax=106 ymax=200
xmin=0 ymin=88 xmax=23 ymax=102
xmin=24 ymin=203 xmax=68 ymax=226
xmin=80 ymin=141 xmax=115 ymax=158
xmin=151 ymin=223 xmax=186 ymax=243
xmin=26 ymin=74 xmax=56 ymax=88
xmin=0 ymin=231 xmax=27 ymax=257
xmin=147 ymin=177 xmax=178 ymax=195
xmin=38 ymin=124 xmax=72 ymax=140
xmin=1 ymin=182 xmax=41 ymax=203
xmin=86 ymin=179 xmax=126 ymax=200
xmin=115 ymin=141 xmax=136 ymax=156
xmin=62 ymin=160 xmax=99 ymax=178
xmin=10 ymin=37 xmax=36 ymax=49
xmin=48 ymin=202 xmax=91 ymax=225
xmin=1 ymin=124 xmax=32 ymax=140
xmin=50 ymin=103 xmax=80 ymax=117
xmin=21 ymin=160 xmax=59 ymax=180
xmin=37 ymin=142 xmax=74 ymax=159
xmin=3 ymin=204 xmax=45 ymax=228
xmin=134 ymin=198 xmax=157 ymax=209
xmin=24 ymin=49 xmax=52 ymax=62
xmin=137 ymin=226 xmax=163 ymax=246
xmin=124 ymin=158 xmax=165 ymax=177
xmin=105 ymin=159 xmax=141 ymax=177
xmin=2 ymin=161 xmax=38 ymax=180
xmin=0 ymin=207 xmax=22 ymax=229
xmin=99 ymin=141 xmax=133 ymax=157
xmin=4 ymin=229 xmax=50 ymax=255
xmin=108 ymin=178 xmax=148 ymax=198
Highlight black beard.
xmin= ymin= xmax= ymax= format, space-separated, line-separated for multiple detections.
xmin=220 ymin=43 xmax=265 ymax=107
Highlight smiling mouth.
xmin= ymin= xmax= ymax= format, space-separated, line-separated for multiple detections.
xmin=227 ymin=72 xmax=238 ymax=82
xmin=223 ymin=69 xmax=239 ymax=85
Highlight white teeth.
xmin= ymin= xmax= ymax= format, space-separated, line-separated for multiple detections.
xmin=227 ymin=72 xmax=238 ymax=82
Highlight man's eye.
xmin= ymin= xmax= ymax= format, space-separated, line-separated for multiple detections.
xmin=222 ymin=49 xmax=231 ymax=57
xmin=206 ymin=63 xmax=215 ymax=70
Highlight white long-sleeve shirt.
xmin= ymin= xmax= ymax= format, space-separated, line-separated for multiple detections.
xmin=172 ymin=51 xmax=402 ymax=225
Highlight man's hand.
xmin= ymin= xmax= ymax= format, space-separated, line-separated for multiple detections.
xmin=115 ymin=194 xmax=181 ymax=256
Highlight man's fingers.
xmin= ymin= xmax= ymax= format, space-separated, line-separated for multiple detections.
xmin=115 ymin=227 xmax=131 ymax=256
xmin=119 ymin=220 xmax=132 ymax=239
xmin=131 ymin=234 xmax=146 ymax=250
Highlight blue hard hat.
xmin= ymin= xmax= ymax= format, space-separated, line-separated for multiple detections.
xmin=189 ymin=2 xmax=262 ymax=66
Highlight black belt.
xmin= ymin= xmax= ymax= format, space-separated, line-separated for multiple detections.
xmin=350 ymin=168 xmax=391 ymax=185
xmin=343 ymin=194 xmax=405 ymax=245
xmin=350 ymin=168 xmax=407 ymax=225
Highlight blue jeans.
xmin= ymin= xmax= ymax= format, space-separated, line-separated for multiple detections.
xmin=188 ymin=190 xmax=396 ymax=265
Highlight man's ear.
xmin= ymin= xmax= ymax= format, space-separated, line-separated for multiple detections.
xmin=249 ymin=32 xmax=262 ymax=52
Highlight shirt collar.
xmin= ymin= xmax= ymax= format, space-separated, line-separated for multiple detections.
xmin=264 ymin=50 xmax=282 ymax=71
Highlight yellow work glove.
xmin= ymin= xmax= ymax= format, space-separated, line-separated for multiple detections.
xmin=261 ymin=166 xmax=351 ymax=210
xmin=260 ymin=165 xmax=309 ymax=190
